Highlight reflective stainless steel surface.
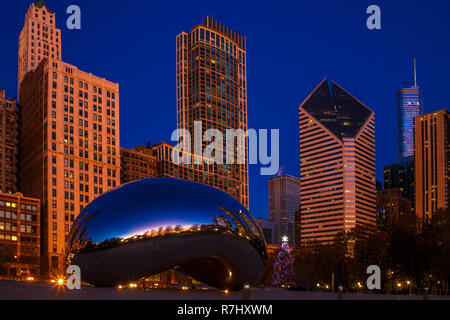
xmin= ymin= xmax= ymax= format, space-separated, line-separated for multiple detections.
xmin=67 ymin=178 xmax=266 ymax=290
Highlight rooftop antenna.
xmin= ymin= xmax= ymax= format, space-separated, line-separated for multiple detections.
xmin=414 ymin=57 xmax=417 ymax=87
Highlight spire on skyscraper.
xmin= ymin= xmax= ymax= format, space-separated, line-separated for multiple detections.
xmin=414 ymin=57 xmax=417 ymax=87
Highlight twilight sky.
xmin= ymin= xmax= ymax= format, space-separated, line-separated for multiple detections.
xmin=1 ymin=0 xmax=449 ymax=219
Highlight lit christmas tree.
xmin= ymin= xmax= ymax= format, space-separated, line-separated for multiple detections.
xmin=272 ymin=236 xmax=295 ymax=288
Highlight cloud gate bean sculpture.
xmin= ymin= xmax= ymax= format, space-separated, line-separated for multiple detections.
xmin=67 ymin=178 xmax=267 ymax=290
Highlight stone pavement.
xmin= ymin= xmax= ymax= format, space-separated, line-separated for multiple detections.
xmin=0 ymin=281 xmax=449 ymax=300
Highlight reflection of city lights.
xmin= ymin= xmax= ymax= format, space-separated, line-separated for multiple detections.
xmin=121 ymin=224 xmax=194 ymax=239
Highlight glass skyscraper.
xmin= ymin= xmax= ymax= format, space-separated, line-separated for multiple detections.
xmin=397 ymin=61 xmax=423 ymax=161
xmin=176 ymin=17 xmax=249 ymax=208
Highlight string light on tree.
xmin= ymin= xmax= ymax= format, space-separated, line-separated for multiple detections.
xmin=272 ymin=236 xmax=295 ymax=288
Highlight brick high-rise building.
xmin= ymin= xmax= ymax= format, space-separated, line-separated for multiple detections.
xmin=0 ymin=192 xmax=40 ymax=280
xmin=176 ymin=17 xmax=249 ymax=208
xmin=120 ymin=144 xmax=157 ymax=184
xmin=18 ymin=0 xmax=61 ymax=98
xmin=0 ymin=88 xmax=19 ymax=194
xmin=414 ymin=109 xmax=450 ymax=224
xmin=19 ymin=57 xmax=120 ymax=276
xmin=299 ymin=78 xmax=376 ymax=243
xmin=17 ymin=1 xmax=120 ymax=277
xmin=268 ymin=175 xmax=300 ymax=246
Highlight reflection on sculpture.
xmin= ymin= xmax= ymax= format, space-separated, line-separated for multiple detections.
xmin=67 ymin=178 xmax=266 ymax=290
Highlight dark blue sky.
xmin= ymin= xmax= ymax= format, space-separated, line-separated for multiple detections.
xmin=1 ymin=0 xmax=449 ymax=219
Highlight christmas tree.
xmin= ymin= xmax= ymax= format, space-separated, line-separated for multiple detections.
xmin=272 ymin=236 xmax=295 ymax=288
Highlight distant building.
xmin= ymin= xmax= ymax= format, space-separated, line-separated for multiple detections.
xmin=0 ymin=192 xmax=40 ymax=280
xmin=0 ymin=88 xmax=19 ymax=194
xmin=299 ymin=78 xmax=376 ymax=243
xmin=376 ymin=180 xmax=383 ymax=191
xmin=268 ymin=175 xmax=300 ymax=246
xmin=255 ymin=218 xmax=275 ymax=244
xmin=397 ymin=59 xmax=423 ymax=162
xmin=384 ymin=160 xmax=415 ymax=212
xmin=414 ymin=110 xmax=450 ymax=223
xmin=120 ymin=144 xmax=157 ymax=184
xmin=377 ymin=188 xmax=414 ymax=232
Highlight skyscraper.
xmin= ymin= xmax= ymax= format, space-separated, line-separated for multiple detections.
xmin=18 ymin=2 xmax=120 ymax=276
xmin=0 ymin=88 xmax=19 ymax=194
xmin=268 ymin=175 xmax=300 ymax=246
xmin=176 ymin=17 xmax=249 ymax=208
xmin=299 ymin=78 xmax=376 ymax=243
xmin=397 ymin=59 xmax=424 ymax=162
xmin=414 ymin=110 xmax=450 ymax=224
xmin=18 ymin=0 xmax=61 ymax=98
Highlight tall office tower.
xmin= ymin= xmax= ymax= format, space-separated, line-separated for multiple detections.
xmin=0 ymin=88 xmax=19 ymax=194
xmin=268 ymin=175 xmax=300 ymax=246
xmin=298 ymin=78 xmax=376 ymax=243
xmin=384 ymin=160 xmax=415 ymax=212
xmin=397 ymin=59 xmax=424 ymax=162
xmin=414 ymin=110 xmax=450 ymax=224
xmin=18 ymin=1 xmax=62 ymax=98
xmin=120 ymin=144 xmax=157 ymax=184
xmin=176 ymin=17 xmax=249 ymax=208
xmin=19 ymin=58 xmax=120 ymax=276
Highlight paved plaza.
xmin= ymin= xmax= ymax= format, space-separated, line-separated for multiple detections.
xmin=0 ymin=281 xmax=449 ymax=300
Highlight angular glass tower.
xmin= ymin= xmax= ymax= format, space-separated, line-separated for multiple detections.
xmin=299 ymin=79 xmax=376 ymax=243
xmin=397 ymin=60 xmax=424 ymax=162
